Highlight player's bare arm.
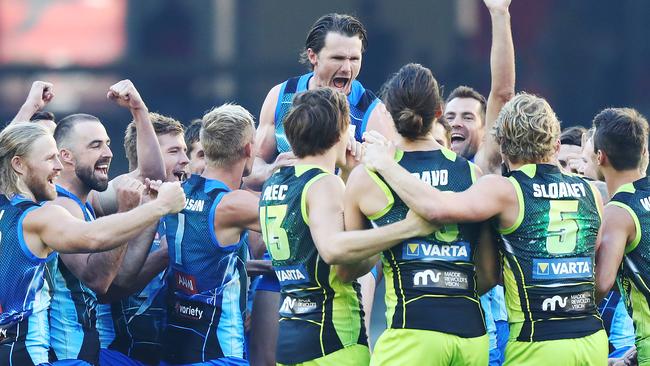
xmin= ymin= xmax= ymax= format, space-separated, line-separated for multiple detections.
xmin=474 ymin=0 xmax=515 ymax=174
xmin=10 ymin=81 xmax=54 ymax=125
xmin=595 ymin=204 xmax=634 ymax=303
xmin=307 ymin=174 xmax=435 ymax=266
xmin=22 ymin=181 xmax=185 ymax=258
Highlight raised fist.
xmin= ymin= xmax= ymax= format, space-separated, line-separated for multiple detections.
xmin=107 ymin=79 xmax=146 ymax=111
xmin=156 ymin=182 xmax=186 ymax=214
xmin=114 ymin=176 xmax=144 ymax=212
xmin=24 ymin=81 xmax=54 ymax=111
xmin=484 ymin=0 xmax=511 ymax=13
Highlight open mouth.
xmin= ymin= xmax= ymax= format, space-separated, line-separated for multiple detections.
xmin=47 ymin=173 xmax=59 ymax=186
xmin=332 ymin=77 xmax=350 ymax=90
xmin=450 ymin=133 xmax=466 ymax=146
xmin=95 ymin=163 xmax=109 ymax=176
xmin=173 ymin=171 xmax=188 ymax=182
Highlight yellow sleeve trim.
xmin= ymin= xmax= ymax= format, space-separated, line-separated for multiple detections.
xmin=365 ymin=168 xmax=395 ymax=221
xmin=499 ymin=176 xmax=525 ymax=234
xmin=300 ymin=172 xmax=331 ymax=225
xmin=607 ymin=201 xmax=641 ymax=253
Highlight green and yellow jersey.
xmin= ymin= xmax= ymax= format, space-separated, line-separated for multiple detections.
xmin=259 ymin=165 xmax=367 ymax=365
xmin=368 ymin=148 xmax=486 ymax=338
xmin=609 ymin=177 xmax=650 ymax=364
xmin=500 ymin=164 xmax=603 ymax=342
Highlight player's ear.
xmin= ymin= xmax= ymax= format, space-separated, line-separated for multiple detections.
xmin=58 ymin=148 xmax=74 ymax=165
xmin=243 ymin=141 xmax=253 ymax=159
xmin=553 ymin=139 xmax=561 ymax=154
xmin=307 ymin=48 xmax=318 ymax=67
xmin=596 ymin=149 xmax=606 ymax=166
xmin=11 ymin=155 xmax=27 ymax=176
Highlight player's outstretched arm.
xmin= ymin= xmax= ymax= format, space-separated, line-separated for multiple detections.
xmin=23 ymin=182 xmax=185 ymax=256
xmin=595 ymin=204 xmax=633 ymax=303
xmin=474 ymin=0 xmax=515 ymax=174
xmin=307 ymin=174 xmax=435 ymax=265
xmin=216 ymin=189 xmax=262 ymax=233
xmin=10 ymin=81 xmax=54 ymax=125
xmin=474 ymin=223 xmax=501 ymax=295
xmin=108 ymin=79 xmax=165 ymax=181
xmin=363 ymin=131 xmax=512 ymax=224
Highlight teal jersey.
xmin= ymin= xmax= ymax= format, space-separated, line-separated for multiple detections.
xmin=609 ymin=177 xmax=650 ymax=353
xmin=368 ymin=148 xmax=485 ymax=338
xmin=259 ymin=165 xmax=367 ymax=364
xmin=499 ymin=164 xmax=603 ymax=342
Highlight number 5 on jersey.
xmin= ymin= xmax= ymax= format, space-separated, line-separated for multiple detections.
xmin=260 ymin=205 xmax=291 ymax=260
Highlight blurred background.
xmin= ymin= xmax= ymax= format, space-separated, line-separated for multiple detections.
xmin=1 ymin=0 xmax=649 ymax=175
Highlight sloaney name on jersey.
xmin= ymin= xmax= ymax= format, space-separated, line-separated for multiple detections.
xmin=532 ymin=182 xmax=586 ymax=199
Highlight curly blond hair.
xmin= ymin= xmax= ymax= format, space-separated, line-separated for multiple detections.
xmin=492 ymin=93 xmax=560 ymax=164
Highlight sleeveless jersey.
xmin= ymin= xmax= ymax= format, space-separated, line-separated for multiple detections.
xmin=46 ymin=185 xmax=100 ymax=364
xmin=96 ymin=221 xmax=167 ymax=365
xmin=609 ymin=177 xmax=650 ymax=353
xmin=163 ymin=175 xmax=248 ymax=364
xmin=368 ymin=148 xmax=485 ymax=338
xmin=274 ymin=72 xmax=380 ymax=153
xmin=0 ymin=195 xmax=53 ymax=365
xmin=498 ymin=164 xmax=603 ymax=341
xmin=259 ymin=165 xmax=367 ymax=364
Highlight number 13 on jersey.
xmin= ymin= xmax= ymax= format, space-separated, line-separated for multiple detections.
xmin=260 ymin=205 xmax=291 ymax=260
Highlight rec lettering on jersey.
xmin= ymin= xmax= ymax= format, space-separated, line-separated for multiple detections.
xmin=175 ymin=272 xmax=198 ymax=295
xmin=262 ymin=184 xmax=288 ymax=201
xmin=402 ymin=240 xmax=470 ymax=261
xmin=279 ymin=296 xmax=318 ymax=316
xmin=184 ymin=198 xmax=205 ymax=212
xmin=274 ymin=264 xmax=310 ymax=285
xmin=532 ymin=182 xmax=586 ymax=199
xmin=411 ymin=169 xmax=448 ymax=187
xmin=174 ymin=300 xmax=204 ymax=321
xmin=412 ymin=269 xmax=469 ymax=289
xmin=640 ymin=196 xmax=650 ymax=211
xmin=539 ymin=291 xmax=593 ymax=312
xmin=532 ymin=257 xmax=592 ymax=280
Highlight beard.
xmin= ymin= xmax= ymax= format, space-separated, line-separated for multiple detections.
xmin=24 ymin=171 xmax=57 ymax=202
xmin=76 ymin=163 xmax=109 ymax=192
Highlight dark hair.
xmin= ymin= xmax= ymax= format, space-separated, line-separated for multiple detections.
xmin=381 ymin=63 xmax=442 ymax=140
xmin=446 ymin=86 xmax=487 ymax=124
xmin=593 ymin=108 xmax=649 ymax=171
xmin=284 ymin=88 xmax=349 ymax=158
xmin=560 ymin=126 xmax=586 ymax=146
xmin=124 ymin=112 xmax=184 ymax=171
xmin=185 ymin=119 xmax=202 ymax=155
xmin=30 ymin=111 xmax=55 ymax=122
xmin=299 ymin=13 xmax=368 ymax=69
xmin=54 ymin=113 xmax=101 ymax=148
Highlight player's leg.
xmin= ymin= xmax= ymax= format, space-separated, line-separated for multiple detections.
xmin=249 ymin=286 xmax=280 ymax=366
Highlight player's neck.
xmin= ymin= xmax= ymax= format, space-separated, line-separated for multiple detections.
xmin=603 ymin=168 xmax=644 ymax=197
xmin=57 ymin=172 xmax=91 ymax=203
xmin=202 ymin=160 xmax=246 ymax=191
xmin=296 ymin=152 xmax=336 ymax=174
xmin=397 ymin=134 xmax=441 ymax=152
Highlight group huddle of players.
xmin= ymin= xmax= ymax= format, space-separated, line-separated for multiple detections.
xmin=1 ymin=0 xmax=649 ymax=366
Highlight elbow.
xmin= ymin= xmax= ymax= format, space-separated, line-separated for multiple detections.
xmin=491 ymin=89 xmax=515 ymax=104
xmin=595 ymin=276 xmax=615 ymax=301
xmin=86 ymin=277 xmax=113 ymax=296
xmin=319 ymin=247 xmax=347 ymax=266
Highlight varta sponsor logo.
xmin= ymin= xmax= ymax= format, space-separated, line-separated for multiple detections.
xmin=274 ymin=265 xmax=310 ymax=285
xmin=533 ymin=257 xmax=592 ymax=279
xmin=184 ymin=198 xmax=205 ymax=212
xmin=542 ymin=295 xmax=567 ymax=311
xmin=411 ymin=170 xmax=448 ymax=187
xmin=403 ymin=241 xmax=470 ymax=261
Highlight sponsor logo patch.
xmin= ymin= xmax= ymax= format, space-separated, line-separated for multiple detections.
xmin=402 ymin=240 xmax=471 ymax=261
xmin=174 ymin=271 xmax=198 ymax=295
xmin=540 ymin=291 xmax=593 ymax=312
xmin=279 ymin=296 xmax=318 ymax=316
xmin=412 ymin=269 xmax=469 ymax=289
xmin=275 ymin=264 xmax=310 ymax=285
xmin=174 ymin=301 xmax=204 ymax=321
xmin=532 ymin=257 xmax=592 ymax=280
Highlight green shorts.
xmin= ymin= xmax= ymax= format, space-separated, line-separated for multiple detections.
xmin=370 ymin=328 xmax=488 ymax=366
xmin=504 ymin=329 xmax=608 ymax=366
xmin=277 ymin=344 xmax=370 ymax=366
xmin=637 ymin=336 xmax=650 ymax=366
